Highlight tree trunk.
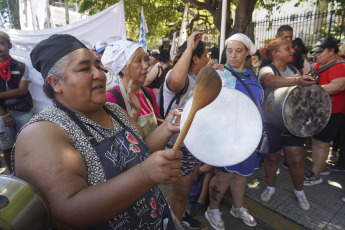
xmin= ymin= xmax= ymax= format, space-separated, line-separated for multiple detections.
xmin=232 ymin=0 xmax=257 ymax=35
xmin=212 ymin=0 xmax=232 ymax=39
xmin=181 ymin=0 xmax=257 ymax=44
xmin=65 ymin=0 xmax=69 ymax=25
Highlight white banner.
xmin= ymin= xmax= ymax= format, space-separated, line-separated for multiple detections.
xmin=1 ymin=0 xmax=127 ymax=114
xmin=178 ymin=4 xmax=188 ymax=46
xmin=170 ymin=32 xmax=177 ymax=61
xmin=0 ymin=12 xmax=4 ymax=28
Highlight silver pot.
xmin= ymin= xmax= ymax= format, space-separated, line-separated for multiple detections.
xmin=264 ymin=84 xmax=331 ymax=137
xmin=0 ymin=175 xmax=49 ymax=230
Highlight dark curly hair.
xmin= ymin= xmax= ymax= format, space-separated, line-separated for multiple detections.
xmin=210 ymin=46 xmax=219 ymax=60
xmin=151 ymin=51 xmax=159 ymax=60
xmin=293 ymin=38 xmax=308 ymax=55
xmin=175 ymin=40 xmax=206 ymax=67
xmin=159 ymin=49 xmax=170 ymax=63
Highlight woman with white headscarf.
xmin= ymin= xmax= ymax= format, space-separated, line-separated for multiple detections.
xmin=205 ymin=34 xmax=262 ymax=230
xmin=102 ymin=40 xmax=164 ymax=137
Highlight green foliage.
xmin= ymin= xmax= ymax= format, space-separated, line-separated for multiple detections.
xmin=72 ymin=0 xmax=345 ymax=49
xmin=263 ymin=37 xmax=274 ymax=46
xmin=73 ymin=0 xmax=183 ymax=47
xmin=306 ymin=44 xmax=313 ymax=52
xmin=256 ymin=0 xmax=292 ymax=12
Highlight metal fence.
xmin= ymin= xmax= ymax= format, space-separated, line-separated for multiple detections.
xmin=188 ymin=10 xmax=345 ymax=51
xmin=252 ymin=10 xmax=345 ymax=49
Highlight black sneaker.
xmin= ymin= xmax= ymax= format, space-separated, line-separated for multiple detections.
xmin=181 ymin=211 xmax=201 ymax=229
xmin=189 ymin=202 xmax=207 ymax=217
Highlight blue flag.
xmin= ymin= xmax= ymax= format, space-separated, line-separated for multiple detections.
xmin=139 ymin=6 xmax=148 ymax=52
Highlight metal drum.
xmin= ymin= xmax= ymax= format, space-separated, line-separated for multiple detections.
xmin=180 ymin=87 xmax=262 ymax=167
xmin=0 ymin=175 xmax=49 ymax=230
xmin=264 ymin=84 xmax=331 ymax=137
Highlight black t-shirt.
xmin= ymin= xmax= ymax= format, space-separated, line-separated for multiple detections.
xmin=290 ymin=48 xmax=304 ymax=70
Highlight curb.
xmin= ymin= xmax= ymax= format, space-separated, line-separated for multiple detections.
xmin=223 ymin=192 xmax=306 ymax=230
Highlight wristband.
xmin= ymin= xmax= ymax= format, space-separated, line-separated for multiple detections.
xmin=294 ymin=77 xmax=299 ymax=85
xmin=1 ymin=113 xmax=9 ymax=118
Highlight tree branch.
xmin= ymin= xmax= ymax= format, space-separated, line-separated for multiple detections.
xmin=232 ymin=0 xmax=257 ymax=34
xmin=182 ymin=0 xmax=216 ymax=14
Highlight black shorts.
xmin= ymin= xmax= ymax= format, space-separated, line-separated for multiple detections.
xmin=313 ymin=113 xmax=345 ymax=143
xmin=166 ymin=145 xmax=201 ymax=176
xmin=264 ymin=122 xmax=305 ymax=153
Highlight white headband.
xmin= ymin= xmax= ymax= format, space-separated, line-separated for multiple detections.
xmin=225 ymin=33 xmax=256 ymax=55
xmin=101 ymin=40 xmax=142 ymax=76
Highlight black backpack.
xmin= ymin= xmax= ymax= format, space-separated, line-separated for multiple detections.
xmin=147 ymin=65 xmax=172 ymax=89
xmin=311 ymin=59 xmax=345 ymax=79
xmin=157 ymin=75 xmax=189 ymax=119
xmin=267 ymin=63 xmax=298 ymax=76
xmin=107 ymin=85 xmax=153 ymax=111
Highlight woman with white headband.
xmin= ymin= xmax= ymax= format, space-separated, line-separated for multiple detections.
xmin=102 ymin=40 xmax=164 ymax=137
xmin=205 ymin=33 xmax=262 ymax=230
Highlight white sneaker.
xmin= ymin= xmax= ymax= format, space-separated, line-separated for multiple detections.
xmin=260 ymin=187 xmax=275 ymax=202
xmin=319 ymin=166 xmax=331 ymax=176
xmin=205 ymin=209 xmax=225 ymax=230
xmin=230 ymin=206 xmax=257 ymax=227
xmin=295 ymin=191 xmax=310 ymax=211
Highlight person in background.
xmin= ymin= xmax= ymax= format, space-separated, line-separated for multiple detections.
xmin=258 ymin=37 xmax=315 ymax=211
xmin=207 ymin=46 xmax=219 ymax=66
xmin=338 ymin=40 xmax=345 ymax=204
xmin=260 ymin=25 xmax=304 ymax=75
xmin=187 ymin=164 xmax=215 ymax=217
xmin=159 ymin=45 xmax=165 ymax=53
xmin=328 ymin=129 xmax=345 ymax=169
xmin=292 ymin=38 xmax=310 ymax=75
xmin=163 ymin=31 xmax=209 ymax=229
xmin=148 ymin=51 xmax=160 ymax=73
xmin=339 ymin=42 xmax=345 ymax=59
xmin=0 ymin=30 xmax=33 ymax=173
xmin=144 ymin=49 xmax=172 ymax=95
xmin=291 ymin=38 xmax=305 ymax=75
xmin=304 ymin=37 xmax=345 ymax=186
xmin=251 ymin=49 xmax=262 ymax=74
xmin=102 ymin=40 xmax=164 ymax=137
xmin=14 ymin=34 xmax=183 ymax=229
xmin=92 ymin=41 xmax=119 ymax=90
xmin=205 ymin=33 xmax=262 ymax=229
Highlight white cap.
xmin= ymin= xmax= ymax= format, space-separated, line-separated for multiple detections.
xmin=225 ymin=33 xmax=256 ymax=55
xmin=94 ymin=41 xmax=108 ymax=53
xmin=101 ymin=40 xmax=142 ymax=76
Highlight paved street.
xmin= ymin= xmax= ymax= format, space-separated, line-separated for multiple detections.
xmin=2 ymin=145 xmax=345 ymax=230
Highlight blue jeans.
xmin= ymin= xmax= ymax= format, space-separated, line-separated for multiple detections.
xmin=0 ymin=112 xmax=33 ymax=150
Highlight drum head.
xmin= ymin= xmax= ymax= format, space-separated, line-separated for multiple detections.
xmin=283 ymin=84 xmax=331 ymax=137
xmin=180 ymin=87 xmax=262 ymax=167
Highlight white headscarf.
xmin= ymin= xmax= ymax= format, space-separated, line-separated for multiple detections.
xmin=102 ymin=40 xmax=142 ymax=76
xmin=225 ymin=33 xmax=256 ymax=55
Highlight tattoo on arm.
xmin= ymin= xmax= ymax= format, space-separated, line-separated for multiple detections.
xmin=210 ymin=185 xmax=221 ymax=201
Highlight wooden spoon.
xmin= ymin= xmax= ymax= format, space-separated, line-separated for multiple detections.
xmin=173 ymin=66 xmax=222 ymax=150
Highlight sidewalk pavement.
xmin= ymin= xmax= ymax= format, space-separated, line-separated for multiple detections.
xmin=190 ymin=145 xmax=345 ymax=230
xmin=2 ymin=146 xmax=345 ymax=230
xmin=241 ymin=146 xmax=345 ymax=230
